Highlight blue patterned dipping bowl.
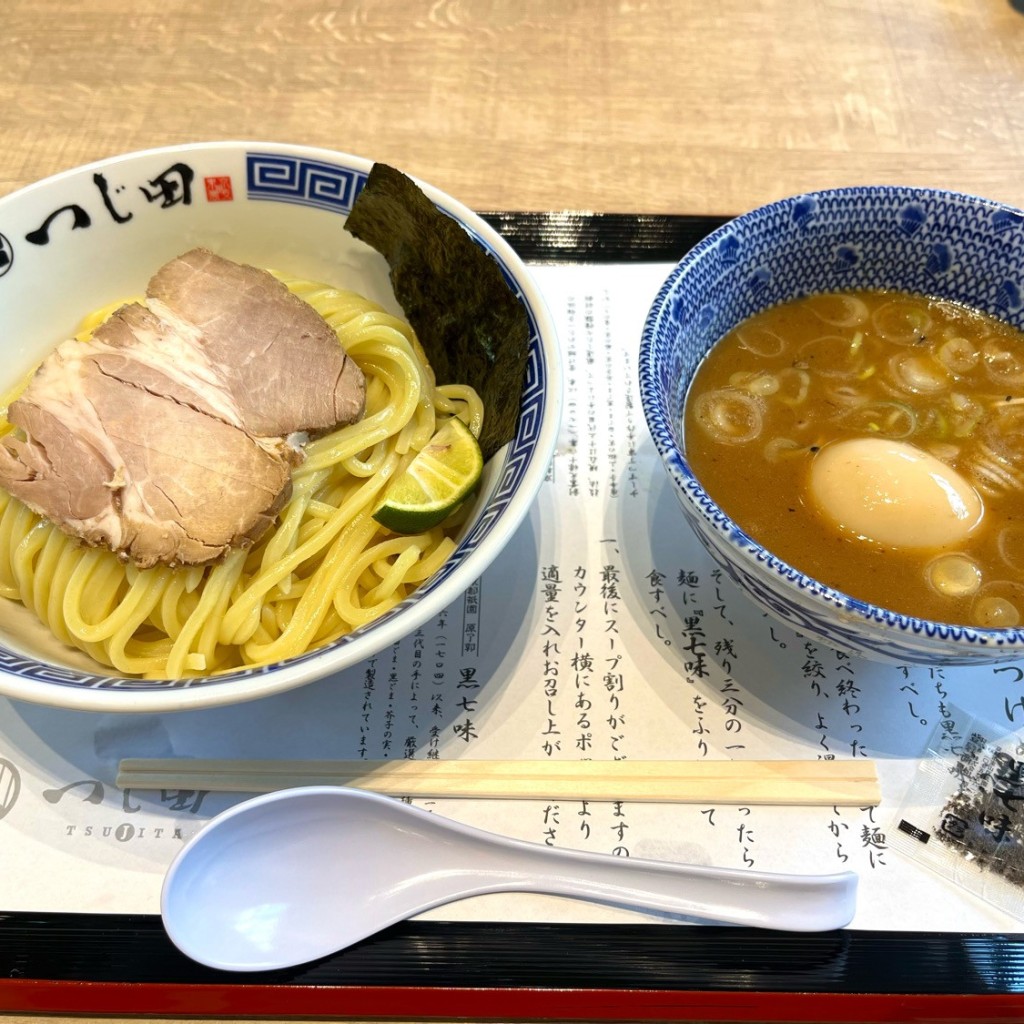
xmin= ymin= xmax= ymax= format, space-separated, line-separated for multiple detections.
xmin=0 ymin=143 xmax=561 ymax=710
xmin=639 ymin=185 xmax=1024 ymax=665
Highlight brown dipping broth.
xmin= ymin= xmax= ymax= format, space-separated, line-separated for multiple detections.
xmin=683 ymin=290 xmax=1024 ymax=628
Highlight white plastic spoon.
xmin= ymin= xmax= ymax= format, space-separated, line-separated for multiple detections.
xmin=161 ymin=786 xmax=858 ymax=971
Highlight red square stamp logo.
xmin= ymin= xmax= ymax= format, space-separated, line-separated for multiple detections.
xmin=204 ymin=176 xmax=234 ymax=202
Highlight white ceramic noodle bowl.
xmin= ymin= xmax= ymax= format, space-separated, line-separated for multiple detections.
xmin=0 ymin=142 xmax=561 ymax=710
xmin=161 ymin=786 xmax=859 ymax=972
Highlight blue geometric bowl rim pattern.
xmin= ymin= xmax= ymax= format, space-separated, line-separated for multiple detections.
xmin=639 ymin=183 xmax=1024 ymax=651
xmin=0 ymin=145 xmax=556 ymax=692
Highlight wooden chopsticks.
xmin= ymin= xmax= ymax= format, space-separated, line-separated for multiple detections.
xmin=116 ymin=757 xmax=880 ymax=806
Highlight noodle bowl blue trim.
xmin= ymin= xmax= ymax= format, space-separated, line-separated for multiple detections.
xmin=640 ymin=185 xmax=1024 ymax=665
xmin=0 ymin=144 xmax=558 ymax=700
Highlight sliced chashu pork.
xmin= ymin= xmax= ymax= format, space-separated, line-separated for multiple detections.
xmin=0 ymin=336 xmax=296 ymax=568
xmin=0 ymin=250 xmax=366 ymax=568
xmin=148 ymin=248 xmax=365 ymax=437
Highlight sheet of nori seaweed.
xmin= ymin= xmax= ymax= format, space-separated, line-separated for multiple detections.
xmin=344 ymin=163 xmax=530 ymax=461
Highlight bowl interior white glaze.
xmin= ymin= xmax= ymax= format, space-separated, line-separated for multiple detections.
xmin=0 ymin=143 xmax=561 ymax=709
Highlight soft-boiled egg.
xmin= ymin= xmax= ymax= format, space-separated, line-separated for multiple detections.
xmin=808 ymin=437 xmax=983 ymax=549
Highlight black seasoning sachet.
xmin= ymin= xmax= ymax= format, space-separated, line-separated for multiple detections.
xmin=891 ymin=708 xmax=1024 ymax=920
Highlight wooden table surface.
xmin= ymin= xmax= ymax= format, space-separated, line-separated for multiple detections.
xmin=3 ymin=0 xmax=1024 ymax=218
xmin=2 ymin=1 xmax=1024 ymax=1021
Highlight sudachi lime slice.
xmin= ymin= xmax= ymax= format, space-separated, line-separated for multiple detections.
xmin=372 ymin=417 xmax=484 ymax=533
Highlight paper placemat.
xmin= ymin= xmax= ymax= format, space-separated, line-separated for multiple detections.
xmin=0 ymin=260 xmax=1018 ymax=931
xmin=0 ymin=215 xmax=1021 ymax=1019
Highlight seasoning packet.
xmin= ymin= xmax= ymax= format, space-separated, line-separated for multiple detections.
xmin=890 ymin=706 xmax=1024 ymax=922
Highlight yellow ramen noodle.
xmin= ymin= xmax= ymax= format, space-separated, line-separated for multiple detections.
xmin=0 ymin=274 xmax=484 ymax=679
